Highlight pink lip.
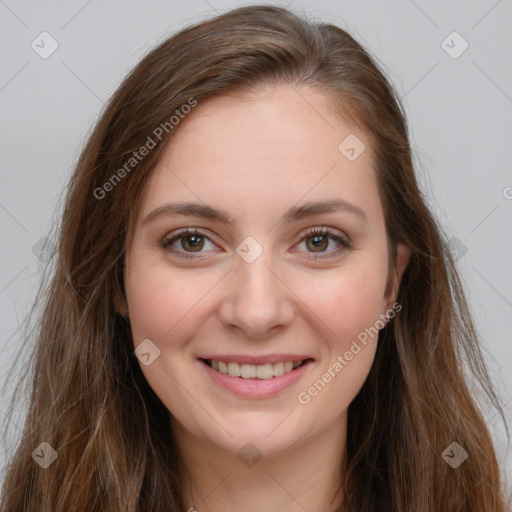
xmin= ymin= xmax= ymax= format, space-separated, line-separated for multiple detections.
xmin=198 ymin=354 xmax=312 ymax=365
xmin=197 ymin=358 xmax=314 ymax=398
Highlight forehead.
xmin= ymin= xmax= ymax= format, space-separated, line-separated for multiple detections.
xmin=136 ymin=85 xmax=380 ymax=229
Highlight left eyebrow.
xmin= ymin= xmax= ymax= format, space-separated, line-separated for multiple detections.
xmin=280 ymin=199 xmax=367 ymax=224
xmin=142 ymin=198 xmax=367 ymax=226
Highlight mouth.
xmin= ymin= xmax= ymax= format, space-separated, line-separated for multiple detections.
xmin=200 ymin=358 xmax=314 ymax=380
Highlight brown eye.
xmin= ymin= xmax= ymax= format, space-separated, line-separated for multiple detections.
xmin=161 ymin=228 xmax=216 ymax=258
xmin=296 ymin=227 xmax=351 ymax=259
xmin=305 ymin=234 xmax=329 ymax=252
xmin=180 ymin=234 xmax=205 ymax=252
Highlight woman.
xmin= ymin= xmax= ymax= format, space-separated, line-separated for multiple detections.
xmin=0 ymin=5 xmax=509 ymax=511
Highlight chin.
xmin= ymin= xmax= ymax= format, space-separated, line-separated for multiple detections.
xmin=201 ymin=412 xmax=310 ymax=458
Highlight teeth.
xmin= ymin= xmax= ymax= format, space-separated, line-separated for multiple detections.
xmin=241 ymin=364 xmax=257 ymax=378
xmin=256 ymin=364 xmax=273 ymax=379
xmin=273 ymin=362 xmax=284 ymax=377
xmin=227 ymin=362 xmax=240 ymax=377
xmin=209 ymin=359 xmax=304 ymax=379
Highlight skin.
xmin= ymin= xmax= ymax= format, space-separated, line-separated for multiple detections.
xmin=120 ymin=84 xmax=410 ymax=512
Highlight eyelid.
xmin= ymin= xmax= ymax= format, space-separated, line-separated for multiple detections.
xmin=162 ymin=227 xmax=215 ymax=244
xmin=299 ymin=226 xmax=351 ymax=245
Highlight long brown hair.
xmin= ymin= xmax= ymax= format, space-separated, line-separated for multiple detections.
xmin=1 ymin=5 xmax=509 ymax=511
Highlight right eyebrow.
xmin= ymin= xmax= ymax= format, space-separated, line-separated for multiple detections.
xmin=142 ymin=202 xmax=233 ymax=226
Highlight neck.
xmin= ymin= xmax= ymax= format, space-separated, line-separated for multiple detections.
xmin=173 ymin=414 xmax=347 ymax=512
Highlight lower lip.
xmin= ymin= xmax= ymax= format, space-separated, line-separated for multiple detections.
xmin=198 ymin=359 xmax=314 ymax=398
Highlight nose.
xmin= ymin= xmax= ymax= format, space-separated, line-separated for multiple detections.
xmin=217 ymin=247 xmax=295 ymax=339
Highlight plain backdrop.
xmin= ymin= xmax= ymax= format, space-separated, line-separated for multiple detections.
xmin=1 ymin=0 xmax=511 ymax=491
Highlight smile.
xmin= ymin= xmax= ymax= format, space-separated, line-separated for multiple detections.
xmin=198 ymin=357 xmax=315 ymax=398
xmin=203 ymin=359 xmax=310 ymax=379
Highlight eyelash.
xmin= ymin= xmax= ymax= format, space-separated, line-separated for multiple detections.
xmin=161 ymin=227 xmax=351 ymax=260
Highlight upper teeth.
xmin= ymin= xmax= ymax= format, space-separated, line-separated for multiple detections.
xmin=211 ymin=360 xmax=303 ymax=379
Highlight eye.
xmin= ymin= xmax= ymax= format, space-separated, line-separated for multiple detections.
xmin=161 ymin=226 xmax=351 ymax=260
xmin=294 ymin=227 xmax=351 ymax=260
xmin=161 ymin=228 xmax=217 ymax=259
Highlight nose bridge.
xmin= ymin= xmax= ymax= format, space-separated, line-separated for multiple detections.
xmin=218 ymin=238 xmax=294 ymax=337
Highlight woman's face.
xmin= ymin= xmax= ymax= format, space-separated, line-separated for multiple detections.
xmin=122 ymin=85 xmax=407 ymax=456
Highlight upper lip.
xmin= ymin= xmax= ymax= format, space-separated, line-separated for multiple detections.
xmin=199 ymin=354 xmax=313 ymax=365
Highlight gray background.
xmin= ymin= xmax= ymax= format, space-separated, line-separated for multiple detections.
xmin=1 ymin=0 xmax=511 ymax=490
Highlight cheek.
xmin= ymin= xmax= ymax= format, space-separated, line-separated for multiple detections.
xmin=124 ymin=258 xmax=216 ymax=345
xmin=124 ymin=260 xmax=217 ymax=413
xmin=291 ymin=254 xmax=387 ymax=405
xmin=295 ymin=260 xmax=388 ymax=343
xmin=295 ymin=266 xmax=385 ymax=411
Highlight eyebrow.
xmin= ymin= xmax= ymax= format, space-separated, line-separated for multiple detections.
xmin=142 ymin=198 xmax=367 ymax=227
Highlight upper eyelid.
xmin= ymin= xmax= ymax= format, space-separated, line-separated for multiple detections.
xmin=162 ymin=227 xmax=217 ymax=244
xmin=301 ymin=226 xmax=349 ymax=240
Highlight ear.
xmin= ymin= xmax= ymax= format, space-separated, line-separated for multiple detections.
xmin=383 ymin=242 xmax=411 ymax=312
